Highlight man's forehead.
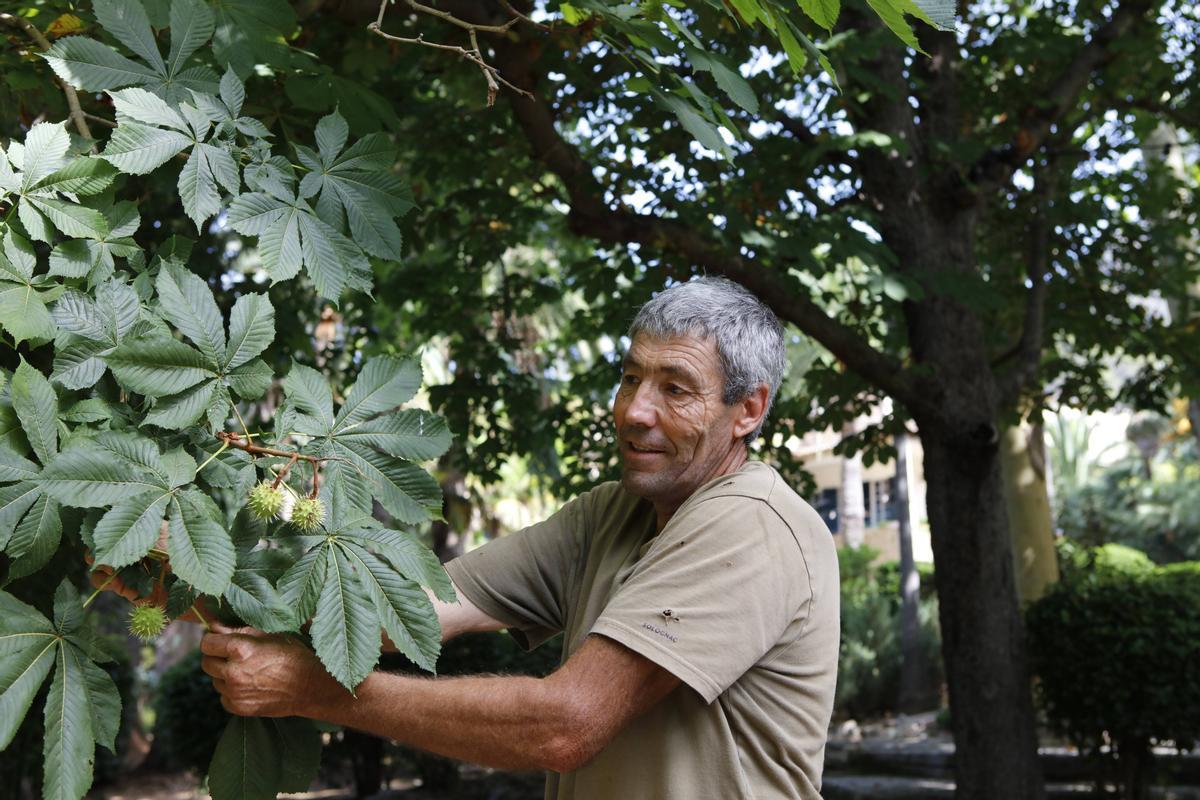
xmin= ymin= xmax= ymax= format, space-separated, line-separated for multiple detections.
xmin=624 ymin=334 xmax=719 ymax=376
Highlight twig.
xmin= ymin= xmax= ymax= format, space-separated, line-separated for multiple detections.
xmin=83 ymin=572 xmax=118 ymax=609
xmin=273 ymin=452 xmax=300 ymax=489
xmin=367 ymin=0 xmax=532 ymax=107
xmin=0 ymin=13 xmax=96 ymax=148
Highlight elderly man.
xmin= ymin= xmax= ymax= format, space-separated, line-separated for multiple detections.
xmin=200 ymin=277 xmax=840 ymax=799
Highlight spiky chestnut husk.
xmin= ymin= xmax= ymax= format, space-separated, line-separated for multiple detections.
xmin=248 ymin=481 xmax=284 ymax=520
xmin=128 ymin=604 xmax=167 ymax=641
xmin=290 ymin=497 xmax=325 ymax=532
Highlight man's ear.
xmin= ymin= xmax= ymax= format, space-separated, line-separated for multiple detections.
xmin=731 ymin=384 xmax=770 ymax=440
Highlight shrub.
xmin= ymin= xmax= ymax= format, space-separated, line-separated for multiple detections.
xmin=1026 ymin=557 xmax=1200 ymax=799
xmin=835 ymin=547 xmax=942 ymax=718
xmin=152 ymin=650 xmax=228 ymax=773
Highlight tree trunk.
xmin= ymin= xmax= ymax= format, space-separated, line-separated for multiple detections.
xmin=1000 ymin=422 xmax=1060 ymax=605
xmin=895 ymin=432 xmax=927 ymax=712
xmin=839 ymin=417 xmax=867 ymax=548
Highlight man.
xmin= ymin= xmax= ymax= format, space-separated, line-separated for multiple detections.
xmin=199 ymin=277 xmax=840 ymax=798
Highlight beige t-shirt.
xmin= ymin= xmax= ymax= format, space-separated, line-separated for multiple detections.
xmin=445 ymin=461 xmax=840 ymax=799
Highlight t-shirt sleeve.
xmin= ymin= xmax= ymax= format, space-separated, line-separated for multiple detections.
xmin=444 ymin=490 xmax=591 ymax=650
xmin=589 ymin=495 xmax=809 ymax=704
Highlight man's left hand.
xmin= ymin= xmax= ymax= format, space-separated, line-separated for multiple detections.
xmin=200 ymin=624 xmax=341 ymax=718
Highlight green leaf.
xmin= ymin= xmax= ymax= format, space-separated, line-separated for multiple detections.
xmin=92 ymin=432 xmax=168 ymax=482
xmin=907 ymin=0 xmax=955 ymax=30
xmin=106 ymin=336 xmax=215 ymax=396
xmin=314 ymin=110 xmax=349 ymax=167
xmin=94 ymin=0 xmax=168 ymax=76
xmin=43 ymin=644 xmax=95 ymax=800
xmin=26 ymin=197 xmax=110 ymax=240
xmin=168 ymin=490 xmax=235 ymax=595
xmin=179 ymin=145 xmax=221 ymax=230
xmin=277 ymin=544 xmax=328 ymax=624
xmin=38 ymin=446 xmax=167 ymax=507
xmin=0 ymin=482 xmax=42 ymax=551
xmin=270 ymin=718 xmax=322 ymax=793
xmin=101 ymin=121 xmax=193 ymax=175
xmin=92 ymin=490 xmax=172 ymax=569
xmin=6 ymin=493 xmax=63 ymax=580
xmin=19 ymin=122 xmax=70 ymax=192
xmin=33 ymin=157 xmax=119 ymax=195
xmin=0 ymin=590 xmax=57 ymax=655
xmin=864 ymin=0 xmax=923 ymax=51
xmin=43 ymin=36 xmax=158 ymax=91
xmin=0 ymin=637 xmax=56 ymax=749
xmin=224 ymin=569 xmax=297 ymax=632
xmin=0 ymin=283 xmax=56 ymax=344
xmin=161 ymin=448 xmax=197 ymax=488
xmin=225 ymin=192 xmax=286 ymax=235
xmin=334 ymin=409 xmax=450 ymax=463
xmin=224 ymin=293 xmax=275 ymax=370
xmin=311 ymin=545 xmax=380 ymax=691
xmin=282 ymin=362 xmax=333 ymax=432
xmin=49 ymin=242 xmax=99 ymax=279
xmin=167 ymin=0 xmax=215 ymax=78
xmin=11 ymin=360 xmax=58 ymax=464
xmin=110 ymin=87 xmax=189 ymax=131
xmin=219 ymin=67 xmax=245 ymax=117
xmin=334 ymin=442 xmax=443 ymax=525
xmin=343 ymin=527 xmax=455 ymax=603
xmin=144 ymin=379 xmax=217 ymax=429
xmin=80 ymin=653 xmax=121 ymax=753
xmin=0 ymin=447 xmax=40 ymax=483
xmin=1 ymin=228 xmax=36 ymax=281
xmin=60 ymin=399 xmax=114 ymax=424
xmin=333 ymin=357 xmax=422 ymax=432
xmin=227 ymin=359 xmax=273 ymax=399
xmin=51 ymin=340 xmax=111 ymax=390
xmin=341 ymin=541 xmax=440 ymax=672
xmin=207 ymin=716 xmax=281 ymax=800
xmin=799 ymin=0 xmax=840 ymax=30
xmin=156 ymin=263 xmax=226 ymax=364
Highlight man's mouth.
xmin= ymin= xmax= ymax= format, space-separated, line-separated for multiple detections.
xmin=626 ymin=442 xmax=664 ymax=454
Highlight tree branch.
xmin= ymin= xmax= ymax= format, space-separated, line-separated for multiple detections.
xmin=485 ymin=31 xmax=937 ymax=420
xmin=967 ymin=0 xmax=1156 ymax=194
xmin=995 ymin=165 xmax=1058 ymax=407
xmin=367 ymin=0 xmax=530 ymax=107
xmin=0 ymin=12 xmax=96 ymax=147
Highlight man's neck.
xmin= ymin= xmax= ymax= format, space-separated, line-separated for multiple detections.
xmin=653 ymin=448 xmax=749 ymax=531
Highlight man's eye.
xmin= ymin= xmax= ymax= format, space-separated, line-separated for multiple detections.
xmin=666 ymin=384 xmax=686 ymax=396
xmin=621 ymin=374 xmax=639 ymax=386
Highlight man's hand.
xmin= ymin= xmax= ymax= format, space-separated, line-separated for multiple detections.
xmin=200 ymin=624 xmax=345 ymax=718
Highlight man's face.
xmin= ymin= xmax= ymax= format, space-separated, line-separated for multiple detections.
xmin=613 ymin=333 xmax=745 ymax=508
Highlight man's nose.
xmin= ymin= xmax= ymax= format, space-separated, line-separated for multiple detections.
xmin=623 ymin=383 xmax=658 ymax=428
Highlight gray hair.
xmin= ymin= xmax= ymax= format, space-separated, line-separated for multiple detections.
xmin=628 ymin=277 xmax=787 ymax=442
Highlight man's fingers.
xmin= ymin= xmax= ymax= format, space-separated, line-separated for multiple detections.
xmin=201 ymin=655 xmax=226 ymax=680
xmin=200 ymin=633 xmax=233 ymax=658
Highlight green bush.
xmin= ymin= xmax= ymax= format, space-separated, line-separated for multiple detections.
xmin=152 ymin=650 xmax=228 ymax=773
xmin=1026 ymin=557 xmax=1200 ymax=798
xmin=836 ymin=547 xmax=942 ymax=717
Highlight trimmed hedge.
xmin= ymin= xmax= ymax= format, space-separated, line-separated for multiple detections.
xmin=1026 ymin=553 xmax=1200 ymax=798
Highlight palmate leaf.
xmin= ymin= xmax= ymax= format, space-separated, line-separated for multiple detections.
xmin=277 ymin=544 xmax=328 ymax=624
xmin=340 ymin=541 xmax=441 ymax=672
xmin=311 ymin=545 xmax=380 ymax=691
xmin=223 ymin=567 xmax=297 ymax=632
xmin=0 ymin=482 xmax=42 ymax=551
xmin=7 ymin=493 xmax=64 ymax=580
xmin=105 ymin=336 xmax=215 ymax=396
xmin=226 ymin=190 xmax=371 ymax=300
xmin=335 ymin=410 xmax=452 ymax=462
xmin=331 ymin=441 xmax=442 ymax=525
xmin=281 ymin=362 xmax=334 ymax=432
xmin=0 ymin=582 xmax=123 ymax=800
xmin=0 ymin=282 xmax=57 ymax=344
xmin=295 ymin=111 xmax=411 ymax=262
xmin=93 ymin=0 xmax=168 ymax=74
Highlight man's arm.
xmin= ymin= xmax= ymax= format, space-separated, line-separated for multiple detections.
xmin=200 ymin=629 xmax=680 ymax=773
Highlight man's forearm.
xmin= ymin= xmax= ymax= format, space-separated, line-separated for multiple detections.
xmin=301 ymin=670 xmax=579 ymax=772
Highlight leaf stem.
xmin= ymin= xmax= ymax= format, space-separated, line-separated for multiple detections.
xmin=190 ymin=602 xmax=211 ymax=632
xmin=195 ymin=440 xmax=231 ymax=474
xmin=82 ymin=572 xmax=118 ymax=609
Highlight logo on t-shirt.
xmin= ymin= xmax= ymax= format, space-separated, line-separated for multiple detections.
xmin=641 ymin=621 xmax=678 ymax=643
